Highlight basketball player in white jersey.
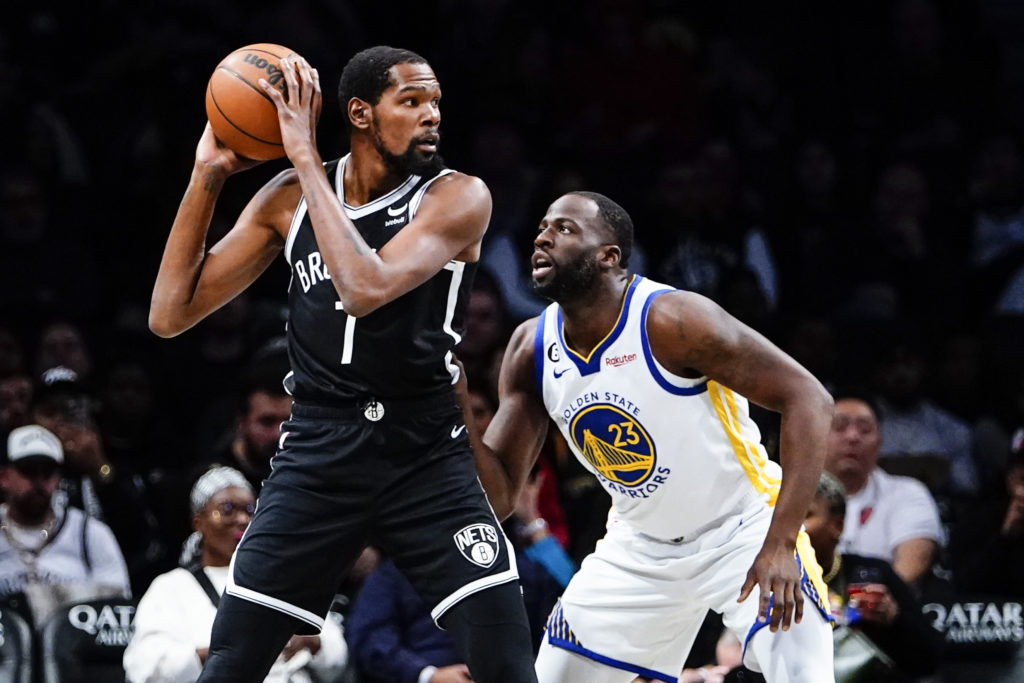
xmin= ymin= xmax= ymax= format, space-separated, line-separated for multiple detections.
xmin=463 ymin=192 xmax=836 ymax=682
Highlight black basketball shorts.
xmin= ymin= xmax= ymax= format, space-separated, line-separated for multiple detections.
xmin=224 ymin=393 xmax=519 ymax=635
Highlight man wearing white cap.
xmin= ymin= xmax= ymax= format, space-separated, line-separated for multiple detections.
xmin=0 ymin=424 xmax=131 ymax=627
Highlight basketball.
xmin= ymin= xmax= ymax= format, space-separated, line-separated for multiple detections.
xmin=205 ymin=43 xmax=296 ymax=160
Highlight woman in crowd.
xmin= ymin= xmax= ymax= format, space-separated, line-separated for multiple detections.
xmin=123 ymin=466 xmax=348 ymax=682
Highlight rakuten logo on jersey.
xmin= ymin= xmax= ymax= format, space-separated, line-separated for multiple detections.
xmin=605 ymin=353 xmax=637 ymax=368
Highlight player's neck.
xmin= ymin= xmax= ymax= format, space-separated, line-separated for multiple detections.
xmin=560 ymin=274 xmax=630 ymax=358
xmin=344 ymin=140 xmax=409 ymax=207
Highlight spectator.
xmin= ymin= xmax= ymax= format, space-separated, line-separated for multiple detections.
xmin=455 ymin=271 xmax=514 ymax=395
xmin=657 ymin=139 xmax=777 ymax=311
xmin=197 ymin=360 xmax=292 ymax=494
xmin=124 ymin=466 xmax=347 ymax=683
xmin=0 ymin=424 xmax=130 ymax=628
xmin=0 ymin=326 xmax=25 ymax=378
xmin=0 ymin=371 xmax=32 ymax=432
xmin=967 ymin=135 xmax=1024 ymax=292
xmin=949 ymin=435 xmax=1024 ymax=596
xmin=33 ymin=320 xmax=95 ymax=383
xmin=872 ymin=340 xmax=979 ymax=496
xmin=825 ymin=394 xmax=945 ymax=587
xmin=346 ymin=558 xmax=469 ymax=683
xmin=805 ymin=471 xmax=942 ymax=680
xmin=32 ymin=365 xmax=167 ymax=594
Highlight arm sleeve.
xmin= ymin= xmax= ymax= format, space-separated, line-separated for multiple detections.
xmin=122 ymin=574 xmax=204 ymax=683
xmin=345 ymin=565 xmax=432 ymax=683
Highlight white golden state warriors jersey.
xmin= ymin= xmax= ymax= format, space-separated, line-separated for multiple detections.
xmin=535 ymin=276 xmax=782 ymax=541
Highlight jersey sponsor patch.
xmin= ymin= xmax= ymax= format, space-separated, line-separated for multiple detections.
xmin=453 ymin=523 xmax=499 ymax=568
xmin=569 ymin=404 xmax=656 ymax=487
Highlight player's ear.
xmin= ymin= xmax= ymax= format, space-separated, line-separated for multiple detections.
xmin=348 ymin=97 xmax=372 ymax=131
xmin=599 ymin=244 xmax=622 ymax=269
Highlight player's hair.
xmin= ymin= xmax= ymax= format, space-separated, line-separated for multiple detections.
xmin=816 ymin=471 xmax=847 ymax=517
xmin=568 ymin=191 xmax=634 ymax=268
xmin=338 ymin=46 xmax=428 ymax=121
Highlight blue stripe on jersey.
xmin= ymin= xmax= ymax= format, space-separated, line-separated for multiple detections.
xmin=533 ymin=311 xmax=548 ymax=394
xmin=545 ymin=602 xmax=678 ymax=683
xmin=557 ymin=275 xmax=642 ymax=377
xmin=741 ymin=553 xmax=835 ymax=660
xmin=639 ymin=289 xmax=709 ymax=396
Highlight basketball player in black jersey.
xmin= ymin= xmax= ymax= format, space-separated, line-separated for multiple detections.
xmin=151 ymin=46 xmax=538 ymax=683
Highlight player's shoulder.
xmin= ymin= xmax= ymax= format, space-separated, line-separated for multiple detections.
xmin=510 ymin=315 xmax=541 ymax=345
xmin=646 ymin=288 xmax=724 ymax=334
xmin=422 ymin=170 xmax=490 ymax=206
xmin=498 ymin=316 xmax=544 ymax=392
xmin=504 ymin=316 xmax=542 ymax=366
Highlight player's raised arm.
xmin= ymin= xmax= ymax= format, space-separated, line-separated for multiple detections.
xmin=149 ymin=124 xmax=296 ymax=337
xmin=646 ymin=290 xmax=834 ymax=632
xmin=455 ymin=319 xmax=550 ymax=520
xmin=261 ymin=54 xmax=489 ymax=318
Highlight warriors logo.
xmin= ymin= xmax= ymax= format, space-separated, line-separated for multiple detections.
xmin=569 ymin=404 xmax=656 ymax=486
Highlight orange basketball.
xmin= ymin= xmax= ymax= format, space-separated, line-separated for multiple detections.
xmin=205 ymin=43 xmax=296 ymax=160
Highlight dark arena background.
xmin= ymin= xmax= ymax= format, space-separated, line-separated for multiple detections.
xmin=2 ymin=1 xmax=1024 ymax=681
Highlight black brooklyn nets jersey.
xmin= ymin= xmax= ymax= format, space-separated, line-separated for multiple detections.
xmin=283 ymin=156 xmax=478 ymax=404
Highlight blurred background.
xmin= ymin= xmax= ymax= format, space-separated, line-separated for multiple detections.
xmin=3 ymin=1 xmax=1024 ymax=680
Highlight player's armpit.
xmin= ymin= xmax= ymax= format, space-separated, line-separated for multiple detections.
xmin=474 ymin=319 xmax=549 ymax=520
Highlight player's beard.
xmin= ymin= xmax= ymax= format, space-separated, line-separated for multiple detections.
xmin=533 ymin=250 xmax=600 ymax=304
xmin=13 ymin=488 xmax=52 ymax=523
xmin=371 ymin=122 xmax=446 ymax=177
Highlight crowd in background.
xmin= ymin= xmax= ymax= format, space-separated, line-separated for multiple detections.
xmin=2 ymin=0 xmax=1024 ymax=681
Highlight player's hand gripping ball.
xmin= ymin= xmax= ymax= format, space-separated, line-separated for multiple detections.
xmin=205 ymin=43 xmax=298 ymax=160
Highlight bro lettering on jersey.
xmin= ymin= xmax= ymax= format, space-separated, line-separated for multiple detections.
xmin=294 ymin=251 xmax=331 ymax=293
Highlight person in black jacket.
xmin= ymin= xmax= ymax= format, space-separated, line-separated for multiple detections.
xmin=950 ymin=438 xmax=1024 ymax=596
xmin=805 ymin=471 xmax=942 ymax=680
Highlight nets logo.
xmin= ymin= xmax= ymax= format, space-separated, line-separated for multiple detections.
xmin=569 ymin=404 xmax=656 ymax=487
xmin=453 ymin=523 xmax=500 ymax=568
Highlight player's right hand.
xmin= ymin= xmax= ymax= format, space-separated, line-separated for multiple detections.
xmin=195 ymin=123 xmax=264 ymax=176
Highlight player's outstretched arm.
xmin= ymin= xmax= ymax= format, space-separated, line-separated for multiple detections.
xmin=149 ymin=124 xmax=294 ymax=337
xmin=262 ymin=55 xmax=490 ymax=318
xmin=456 ymin=320 xmax=549 ymax=520
xmin=647 ymin=291 xmax=834 ymax=632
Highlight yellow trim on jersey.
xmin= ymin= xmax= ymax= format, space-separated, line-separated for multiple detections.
xmin=721 ymin=386 xmax=781 ymax=489
xmin=560 ymin=275 xmax=636 ymax=364
xmin=796 ymin=529 xmax=832 ymax=619
xmin=707 ymin=381 xmax=780 ymax=504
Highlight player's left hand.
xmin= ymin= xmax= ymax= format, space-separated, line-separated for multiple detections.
xmin=259 ymin=53 xmax=322 ymax=163
xmin=737 ymin=539 xmax=803 ymax=632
